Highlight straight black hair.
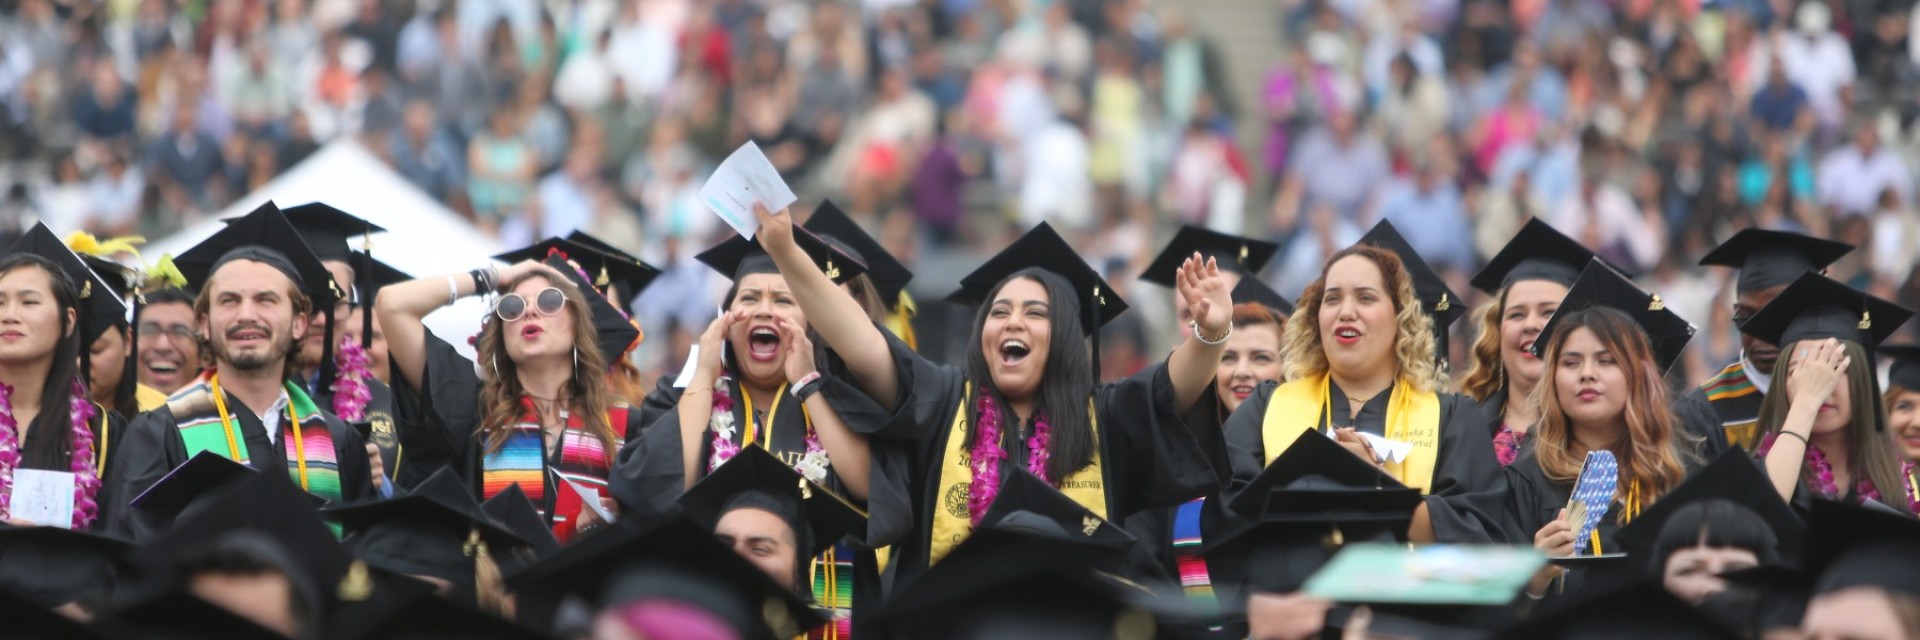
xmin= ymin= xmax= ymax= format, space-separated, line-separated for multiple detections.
xmin=1650 ymin=499 xmax=1782 ymax=575
xmin=962 ymin=268 xmax=1095 ymax=484
xmin=0 ymin=254 xmax=86 ymax=471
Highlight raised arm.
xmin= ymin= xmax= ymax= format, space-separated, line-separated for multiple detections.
xmin=1763 ymin=338 xmax=1847 ymax=502
xmin=753 ymin=205 xmax=900 ymax=410
xmin=376 ymin=261 xmax=548 ymax=394
xmin=1166 ymin=254 xmax=1233 ymax=413
xmin=778 ymin=316 xmax=870 ymax=499
xmin=677 ymin=310 xmax=740 ymax=489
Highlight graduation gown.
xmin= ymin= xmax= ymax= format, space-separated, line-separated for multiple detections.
xmin=392 ymin=330 xmax=645 ymax=528
xmin=1503 ymin=449 xmax=1707 ymax=600
xmin=854 ymin=332 xmax=1218 ymax=595
xmin=1701 ymin=359 xmax=1766 ymax=450
xmin=104 ymin=389 xmax=371 ymax=538
xmin=314 ymin=377 xmax=407 ymax=490
xmin=1219 ymin=379 xmax=1509 ymax=545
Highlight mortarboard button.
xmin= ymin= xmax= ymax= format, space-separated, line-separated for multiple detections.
xmin=1528 ymin=259 xmax=1697 ymax=373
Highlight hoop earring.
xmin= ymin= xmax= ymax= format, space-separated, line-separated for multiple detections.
xmin=491 ymin=355 xmax=500 ymax=379
xmin=572 ymin=347 xmax=580 ymax=371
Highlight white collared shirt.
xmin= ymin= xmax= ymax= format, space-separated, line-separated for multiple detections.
xmin=253 ymin=390 xmax=292 ymax=446
xmin=1742 ymin=351 xmax=1773 ymax=396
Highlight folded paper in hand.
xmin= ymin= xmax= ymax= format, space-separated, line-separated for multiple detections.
xmin=1325 ymin=429 xmax=1414 ymax=464
xmin=699 ymin=141 xmax=798 ymax=239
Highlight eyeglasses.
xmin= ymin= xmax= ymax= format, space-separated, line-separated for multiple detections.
xmin=136 ymin=322 xmax=197 ymax=342
xmin=495 ymin=288 xmax=567 ymax=322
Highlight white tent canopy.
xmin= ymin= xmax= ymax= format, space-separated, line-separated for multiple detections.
xmin=146 ymin=139 xmax=499 ymax=359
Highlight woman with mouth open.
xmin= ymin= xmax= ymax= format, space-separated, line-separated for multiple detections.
xmin=1741 ymin=273 xmax=1918 ymax=518
xmin=1876 ymin=345 xmax=1920 ymax=514
xmin=1503 ymin=261 xmax=1702 ymax=601
xmin=751 ymin=204 xmax=1231 ymax=594
xmin=377 ymin=254 xmax=646 ymax=544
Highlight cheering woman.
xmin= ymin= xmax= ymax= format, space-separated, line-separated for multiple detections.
xmin=1877 ymin=346 xmax=1920 ymax=514
xmin=377 ymin=257 xmax=644 ymax=543
xmin=755 ymin=205 xmax=1227 ymax=590
xmin=1742 ymin=274 xmax=1917 ymax=516
xmin=1459 ymin=220 xmax=1594 ymax=466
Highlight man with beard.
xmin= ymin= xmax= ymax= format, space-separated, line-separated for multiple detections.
xmin=135 ymin=287 xmax=208 ymax=395
xmin=102 ymin=203 xmax=372 ymax=537
xmin=1696 ymin=229 xmax=1854 ymax=450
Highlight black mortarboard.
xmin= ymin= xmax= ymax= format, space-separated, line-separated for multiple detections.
xmin=977 ymin=467 xmax=1137 ymax=552
xmin=480 ymin=484 xmax=561 ymax=576
xmin=696 ymin=227 xmax=868 ymax=286
xmin=1714 ymin=565 xmax=1811 ymax=634
xmin=562 ymin=231 xmax=662 ymax=301
xmin=105 ymin=588 xmax=294 ymax=640
xmin=679 ymin=446 xmax=865 ymax=559
xmin=1804 ymin=500 xmax=1920 ymax=598
xmin=1612 ymin=449 xmax=1805 ymax=567
xmin=178 ymin=202 xmax=343 ymax=306
xmin=321 ymin=468 xmax=532 ymax=588
xmin=1138 ymin=225 xmax=1280 ymax=288
xmin=1492 ymin=581 xmax=1741 ymax=639
xmin=496 ymin=237 xmax=662 ymax=299
xmin=1528 ymin=259 xmax=1697 ymax=373
xmin=869 ymin=516 xmax=1203 ymax=639
xmin=507 ymin=519 xmax=828 ymax=640
xmin=498 ymin=242 xmax=643 ymax=362
xmin=1470 ymin=218 xmax=1598 ymax=293
xmin=327 ymin=590 xmax=558 ymax=640
xmin=80 ymin=255 xmax=135 ymax=302
xmin=137 ymin=470 xmax=353 ymax=619
xmin=804 ymin=201 xmax=914 ymax=308
xmin=9 ymin=223 xmax=130 ymax=348
xmin=0 ymin=585 xmax=115 ymax=639
xmin=129 ymin=451 xmax=279 ymax=528
xmin=0 ymin=525 xmax=131 ymax=609
xmin=1698 ymin=229 xmax=1853 ymax=294
xmin=947 ymin=222 xmax=1129 ymax=335
xmin=276 ymin=202 xmax=387 ymax=263
xmin=344 ymin=253 xmax=408 ymax=308
xmin=1739 ymin=272 xmax=1913 ymax=349
xmin=1356 ymin=220 xmax=1467 ymax=357
xmin=1231 ymin=275 xmax=1296 ymax=317
xmin=1883 ymin=344 xmax=1920 ymax=391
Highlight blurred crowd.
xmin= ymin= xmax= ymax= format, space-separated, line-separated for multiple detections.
xmin=9 ymin=0 xmax=1920 ymax=388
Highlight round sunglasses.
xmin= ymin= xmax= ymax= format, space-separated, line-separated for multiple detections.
xmin=494 ymin=287 xmax=567 ymax=322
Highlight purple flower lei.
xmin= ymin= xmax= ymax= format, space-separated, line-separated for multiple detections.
xmin=967 ymin=393 xmax=1051 ymax=526
xmin=330 ymin=338 xmax=373 ymax=422
xmin=1758 ymin=431 xmax=1880 ymax=503
xmin=0 ymin=380 xmax=103 ymax=528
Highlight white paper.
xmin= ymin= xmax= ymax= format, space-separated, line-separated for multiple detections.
xmin=11 ymin=469 xmax=75 ymax=529
xmin=699 ymin=141 xmax=797 ymax=239
xmin=673 ymin=345 xmax=701 ymax=388
xmin=567 ymin=479 xmax=616 ymax=524
xmin=1322 ymin=430 xmax=1415 ymax=464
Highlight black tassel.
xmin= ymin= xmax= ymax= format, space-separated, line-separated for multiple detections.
xmin=317 ymin=305 xmax=336 ymax=395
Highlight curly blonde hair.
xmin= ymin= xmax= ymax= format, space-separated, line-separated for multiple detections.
xmin=1279 ymin=245 xmax=1447 ymax=393
xmin=1457 ymin=296 xmax=1506 ymax=402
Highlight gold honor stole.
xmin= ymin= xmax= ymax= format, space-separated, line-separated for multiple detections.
xmin=929 ymin=383 xmax=1106 ymax=565
xmin=1261 ymin=375 xmax=1442 ymax=494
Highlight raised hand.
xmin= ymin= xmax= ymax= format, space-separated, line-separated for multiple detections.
xmin=1177 ymin=252 xmax=1232 ymax=340
xmin=696 ymin=309 xmax=742 ymax=382
xmin=776 ymin=316 xmax=817 ymax=386
xmin=753 ymin=204 xmax=797 ymax=253
xmin=1786 ymin=338 xmax=1850 ymax=408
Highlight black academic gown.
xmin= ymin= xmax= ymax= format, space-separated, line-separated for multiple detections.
xmin=391 ymin=330 xmax=647 ymax=522
xmin=854 ymin=332 xmax=1218 ymax=596
xmin=314 ymin=378 xmax=408 ymax=490
xmin=1503 ymin=449 xmax=1707 ymax=601
xmin=1122 ymin=382 xmax=1236 ymax=587
xmin=104 ymin=392 xmax=371 ymax=539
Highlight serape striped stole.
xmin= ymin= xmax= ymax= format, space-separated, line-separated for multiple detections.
xmin=480 ymin=402 xmax=625 ymax=534
xmin=170 ymin=377 xmax=344 ymax=504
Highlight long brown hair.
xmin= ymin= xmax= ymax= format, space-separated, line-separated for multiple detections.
xmin=1532 ymin=308 xmax=1690 ymax=521
xmin=1278 ymin=245 xmax=1446 ymax=393
xmin=1458 ymin=295 xmax=1506 ymax=402
xmin=1759 ymin=340 xmax=1916 ymax=516
xmin=475 ymin=271 xmax=618 ymax=455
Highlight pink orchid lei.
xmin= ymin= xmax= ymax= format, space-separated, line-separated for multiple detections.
xmin=0 ymin=380 xmax=103 ymax=528
xmin=330 ymin=338 xmax=373 ymax=422
xmin=1757 ymin=431 xmax=1880 ymax=503
xmin=967 ymin=392 xmax=1051 ymax=526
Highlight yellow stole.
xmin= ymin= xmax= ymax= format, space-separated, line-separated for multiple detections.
xmin=929 ymin=383 xmax=1106 ymax=565
xmin=1261 ymin=374 xmax=1443 ymax=493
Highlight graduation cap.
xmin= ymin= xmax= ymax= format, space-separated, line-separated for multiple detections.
xmin=977 ymin=467 xmax=1137 ymax=552
xmin=104 ymin=588 xmax=295 ymax=640
xmin=947 ymin=222 xmax=1129 ymax=335
xmin=1698 ymin=228 xmax=1854 ymax=295
xmin=321 ymin=468 xmax=534 ymax=589
xmin=0 ymin=525 xmax=131 ymax=610
xmin=1138 ymin=225 xmax=1280 ymax=288
xmin=1527 ymin=259 xmax=1697 ymax=373
xmin=496 ymin=237 xmax=662 ymax=299
xmin=696 ymin=226 xmax=868 ymax=287
xmin=506 ymin=519 xmax=828 ymax=640
xmin=1882 ymin=344 xmax=1920 ymax=392
xmin=804 ymin=201 xmax=914 ymax=308
xmin=495 ymin=240 xmax=644 ymax=362
xmin=1231 ymin=275 xmax=1295 ymax=318
xmin=275 ymin=201 xmax=387 ymax=263
xmin=1739 ymin=272 xmax=1913 ymax=351
xmin=1803 ymin=499 xmax=1920 ymax=598
xmin=678 ymin=446 xmax=866 ymax=560
xmin=1492 ymin=581 xmax=1742 ymax=639
xmin=1470 ymin=218 xmax=1599 ymax=293
xmin=1356 ymin=220 xmax=1467 ymax=359
xmin=177 ymin=201 xmax=342 ymax=306
xmin=1612 ymin=448 xmax=1805 ymax=569
xmin=327 ymin=590 xmax=559 ymax=640
xmin=480 ymin=484 xmax=561 ymax=576
xmin=1713 ymin=565 xmax=1811 ymax=634
xmin=0 ymin=585 xmax=117 ymax=639
xmin=136 ymin=469 xmax=354 ymax=622
xmin=129 ymin=450 xmax=318 ymax=529
xmin=8 ymin=223 xmax=130 ymax=349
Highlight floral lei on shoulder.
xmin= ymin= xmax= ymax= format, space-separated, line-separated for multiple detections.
xmin=705 ymin=374 xmax=829 ymax=484
xmin=0 ymin=379 xmax=102 ymax=528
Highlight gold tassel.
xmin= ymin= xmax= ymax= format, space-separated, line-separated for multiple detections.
xmin=1860 ymin=311 xmax=1873 ymax=330
xmin=1648 ymin=294 xmax=1665 ymax=312
xmin=337 ymin=560 xmax=372 ymax=601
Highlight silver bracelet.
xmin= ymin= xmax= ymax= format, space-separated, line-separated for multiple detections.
xmin=1191 ymin=320 xmax=1233 ymax=345
xmin=446 ymin=276 xmax=459 ymax=306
